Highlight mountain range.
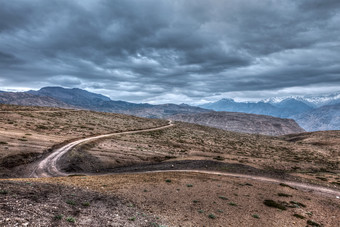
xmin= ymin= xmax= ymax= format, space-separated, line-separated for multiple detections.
xmin=199 ymin=93 xmax=340 ymax=131
xmin=0 ymin=86 xmax=339 ymax=132
xmin=170 ymin=112 xmax=304 ymax=136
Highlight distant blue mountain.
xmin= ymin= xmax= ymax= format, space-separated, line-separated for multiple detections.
xmin=294 ymin=103 xmax=340 ymax=131
xmin=199 ymin=98 xmax=313 ymax=118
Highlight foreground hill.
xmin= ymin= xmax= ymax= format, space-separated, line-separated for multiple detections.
xmin=0 ymin=104 xmax=166 ymax=177
xmin=1 ymin=104 xmax=340 ymax=226
xmin=169 ymin=112 xmax=304 ymax=136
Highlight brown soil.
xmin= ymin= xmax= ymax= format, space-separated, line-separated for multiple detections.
xmin=0 ymin=104 xmax=166 ymax=177
xmin=1 ymin=104 xmax=340 ymax=226
xmin=0 ymin=180 xmax=160 ymax=226
xmin=69 ymin=122 xmax=340 ymax=187
xmin=18 ymin=172 xmax=340 ymax=227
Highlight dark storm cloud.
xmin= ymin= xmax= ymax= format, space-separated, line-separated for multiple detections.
xmin=0 ymin=0 xmax=339 ymax=103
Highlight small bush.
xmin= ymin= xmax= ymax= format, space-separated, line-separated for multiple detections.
xmin=36 ymin=125 xmax=48 ymax=130
xmin=278 ymin=193 xmax=292 ymax=197
xmin=218 ymin=196 xmax=228 ymax=200
xmin=0 ymin=141 xmax=8 ymax=145
xmin=228 ymin=202 xmax=237 ymax=206
xmin=290 ymin=201 xmax=306 ymax=208
xmin=279 ymin=183 xmax=296 ymax=190
xmin=186 ymin=184 xmax=193 ymax=187
xmin=0 ymin=190 xmax=8 ymax=195
xmin=165 ymin=179 xmax=171 ymax=183
xmin=66 ymin=217 xmax=75 ymax=223
xmin=54 ymin=214 xmax=63 ymax=220
xmin=263 ymin=200 xmax=286 ymax=210
xmin=252 ymin=214 xmax=260 ymax=219
xmin=307 ymin=220 xmax=321 ymax=227
xmin=208 ymin=214 xmax=216 ymax=219
xmin=82 ymin=202 xmax=90 ymax=207
xmin=214 ymin=156 xmax=225 ymax=161
xmin=128 ymin=216 xmax=136 ymax=221
xmin=316 ymin=177 xmax=328 ymax=181
xmin=66 ymin=200 xmax=76 ymax=206
xmin=293 ymin=214 xmax=305 ymax=219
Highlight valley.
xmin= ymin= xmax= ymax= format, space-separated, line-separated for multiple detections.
xmin=1 ymin=104 xmax=340 ymax=226
xmin=1 ymin=1 xmax=339 ymax=226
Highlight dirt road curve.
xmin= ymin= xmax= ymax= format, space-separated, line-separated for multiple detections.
xmin=30 ymin=121 xmax=174 ymax=178
xmin=30 ymin=120 xmax=340 ymax=198
xmin=144 ymin=170 xmax=340 ymax=197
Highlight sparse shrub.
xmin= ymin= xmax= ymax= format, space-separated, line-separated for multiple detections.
xmin=279 ymin=183 xmax=296 ymax=190
xmin=198 ymin=209 xmax=204 ymax=213
xmin=82 ymin=202 xmax=90 ymax=207
xmin=0 ymin=141 xmax=8 ymax=145
xmin=165 ymin=179 xmax=171 ymax=183
xmin=263 ymin=200 xmax=286 ymax=210
xmin=293 ymin=213 xmax=305 ymax=219
xmin=278 ymin=193 xmax=292 ymax=197
xmin=214 ymin=156 xmax=225 ymax=161
xmin=36 ymin=125 xmax=48 ymax=130
xmin=316 ymin=177 xmax=328 ymax=181
xmin=66 ymin=217 xmax=75 ymax=223
xmin=66 ymin=200 xmax=76 ymax=206
xmin=228 ymin=202 xmax=237 ymax=206
xmin=186 ymin=184 xmax=193 ymax=187
xmin=290 ymin=201 xmax=306 ymax=208
xmin=218 ymin=196 xmax=228 ymax=200
xmin=128 ymin=216 xmax=136 ymax=221
xmin=307 ymin=220 xmax=321 ymax=227
xmin=208 ymin=214 xmax=216 ymax=219
xmin=54 ymin=214 xmax=63 ymax=220
xmin=252 ymin=214 xmax=260 ymax=219
xmin=0 ymin=190 xmax=8 ymax=195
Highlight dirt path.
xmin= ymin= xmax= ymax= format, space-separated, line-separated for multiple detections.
xmin=29 ymin=119 xmax=340 ymax=198
xmin=142 ymin=170 xmax=340 ymax=197
xmin=30 ymin=121 xmax=174 ymax=178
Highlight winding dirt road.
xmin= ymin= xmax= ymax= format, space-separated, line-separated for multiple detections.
xmin=144 ymin=170 xmax=340 ymax=197
xmin=30 ymin=121 xmax=174 ymax=178
xmin=30 ymin=120 xmax=340 ymax=198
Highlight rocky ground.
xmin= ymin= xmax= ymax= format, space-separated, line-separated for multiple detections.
xmin=11 ymin=172 xmax=340 ymax=227
xmin=0 ymin=180 xmax=161 ymax=226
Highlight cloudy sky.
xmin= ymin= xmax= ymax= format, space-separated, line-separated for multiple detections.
xmin=0 ymin=0 xmax=339 ymax=104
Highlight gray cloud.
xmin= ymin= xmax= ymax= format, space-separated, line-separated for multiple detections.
xmin=0 ymin=0 xmax=339 ymax=104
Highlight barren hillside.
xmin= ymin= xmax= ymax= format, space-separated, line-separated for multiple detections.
xmin=0 ymin=104 xmax=167 ymax=177
xmin=169 ymin=111 xmax=305 ymax=136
